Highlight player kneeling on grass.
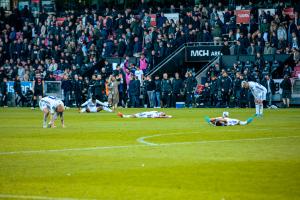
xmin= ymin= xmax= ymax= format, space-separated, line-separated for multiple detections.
xmin=39 ymin=96 xmax=65 ymax=128
xmin=241 ymin=81 xmax=267 ymax=117
xmin=205 ymin=112 xmax=253 ymax=126
xmin=118 ymin=111 xmax=172 ymax=118
xmin=80 ymin=96 xmax=113 ymax=113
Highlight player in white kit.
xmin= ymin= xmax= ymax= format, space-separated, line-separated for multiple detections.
xmin=80 ymin=96 xmax=113 ymax=113
xmin=241 ymin=81 xmax=267 ymax=117
xmin=117 ymin=111 xmax=172 ymax=118
xmin=205 ymin=111 xmax=253 ymax=126
xmin=39 ymin=96 xmax=65 ymax=128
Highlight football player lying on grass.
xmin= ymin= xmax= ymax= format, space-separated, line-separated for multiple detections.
xmin=205 ymin=112 xmax=253 ymax=126
xmin=117 ymin=111 xmax=172 ymax=118
xmin=39 ymin=96 xmax=65 ymax=128
xmin=80 ymin=96 xmax=113 ymax=113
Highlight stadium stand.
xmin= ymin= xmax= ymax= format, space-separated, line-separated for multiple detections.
xmin=0 ymin=0 xmax=300 ymax=108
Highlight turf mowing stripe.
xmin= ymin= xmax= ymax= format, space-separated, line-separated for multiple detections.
xmin=0 ymin=194 xmax=95 ymax=200
xmin=0 ymin=135 xmax=299 ymax=156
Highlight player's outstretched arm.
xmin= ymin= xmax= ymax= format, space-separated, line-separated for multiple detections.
xmin=60 ymin=112 xmax=65 ymax=128
xmin=81 ymin=100 xmax=89 ymax=107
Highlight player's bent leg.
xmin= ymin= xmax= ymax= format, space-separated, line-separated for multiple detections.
xmin=42 ymin=108 xmax=49 ymax=128
xmin=97 ymin=107 xmax=102 ymax=112
xmin=102 ymin=106 xmax=113 ymax=112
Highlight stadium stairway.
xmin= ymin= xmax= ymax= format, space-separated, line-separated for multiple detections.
xmin=195 ymin=56 xmax=220 ymax=84
xmin=147 ymin=44 xmax=186 ymax=77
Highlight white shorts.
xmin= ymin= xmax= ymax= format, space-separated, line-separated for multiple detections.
xmin=39 ymin=101 xmax=48 ymax=111
xmin=87 ymin=106 xmax=98 ymax=113
xmin=227 ymin=118 xmax=240 ymax=126
xmin=256 ymin=92 xmax=267 ymax=101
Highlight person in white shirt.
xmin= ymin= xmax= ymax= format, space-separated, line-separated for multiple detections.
xmin=39 ymin=96 xmax=65 ymax=128
xmin=117 ymin=111 xmax=172 ymax=118
xmin=242 ymin=81 xmax=267 ymax=117
xmin=80 ymin=96 xmax=113 ymax=113
xmin=134 ymin=66 xmax=144 ymax=82
xmin=205 ymin=111 xmax=253 ymax=126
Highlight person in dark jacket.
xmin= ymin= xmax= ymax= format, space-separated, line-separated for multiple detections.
xmin=14 ymin=75 xmax=25 ymax=106
xmin=154 ymin=75 xmax=161 ymax=108
xmin=185 ymin=72 xmax=197 ymax=108
xmin=280 ymin=75 xmax=292 ymax=108
xmin=261 ymin=74 xmax=276 ymax=107
xmin=172 ymin=72 xmax=184 ymax=107
xmin=233 ymin=72 xmax=243 ymax=107
xmin=218 ymin=71 xmax=232 ymax=107
xmin=1 ymin=77 xmax=8 ymax=107
xmin=208 ymin=76 xmax=218 ymax=106
xmin=61 ymin=75 xmax=73 ymax=107
xmin=73 ymin=74 xmax=83 ymax=108
xmin=221 ymin=40 xmax=231 ymax=55
xmin=144 ymin=75 xmax=155 ymax=108
xmin=32 ymin=74 xmax=44 ymax=109
xmin=161 ymin=73 xmax=172 ymax=108
xmin=128 ymin=76 xmax=140 ymax=108
xmin=94 ymin=74 xmax=105 ymax=102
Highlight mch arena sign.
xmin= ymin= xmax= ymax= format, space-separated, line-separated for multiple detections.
xmin=185 ymin=46 xmax=223 ymax=62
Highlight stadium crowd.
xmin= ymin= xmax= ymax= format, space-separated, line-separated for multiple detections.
xmin=0 ymin=0 xmax=299 ymax=108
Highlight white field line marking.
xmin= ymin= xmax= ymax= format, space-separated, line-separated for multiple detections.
xmin=136 ymin=129 xmax=271 ymax=146
xmin=136 ymin=127 xmax=300 ymax=146
xmin=0 ymin=135 xmax=299 ymax=156
xmin=137 ymin=131 xmax=200 ymax=146
xmin=0 ymin=194 xmax=95 ymax=200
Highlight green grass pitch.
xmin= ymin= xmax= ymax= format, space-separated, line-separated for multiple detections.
xmin=0 ymin=108 xmax=300 ymax=200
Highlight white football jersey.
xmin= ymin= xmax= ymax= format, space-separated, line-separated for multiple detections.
xmin=248 ymin=81 xmax=267 ymax=100
xmin=39 ymin=96 xmax=64 ymax=114
xmin=134 ymin=111 xmax=163 ymax=118
xmin=81 ymin=99 xmax=103 ymax=108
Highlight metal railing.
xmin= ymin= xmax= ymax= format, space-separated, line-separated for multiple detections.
xmin=185 ymin=41 xmax=235 ymax=47
xmin=195 ymin=56 xmax=220 ymax=83
xmin=147 ymin=44 xmax=185 ymax=76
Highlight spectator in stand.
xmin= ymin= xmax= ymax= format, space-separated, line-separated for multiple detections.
xmin=218 ymin=71 xmax=232 ymax=107
xmin=233 ymin=72 xmax=242 ymax=107
xmin=107 ymin=75 xmax=120 ymax=109
xmin=185 ymin=71 xmax=197 ymax=108
xmin=32 ymin=74 xmax=44 ymax=109
xmin=261 ymin=74 xmax=276 ymax=107
xmin=161 ymin=73 xmax=172 ymax=108
xmin=94 ymin=74 xmax=105 ymax=101
xmin=144 ymin=75 xmax=155 ymax=108
xmin=283 ymin=63 xmax=292 ymax=77
xmin=221 ymin=40 xmax=231 ymax=55
xmin=280 ymin=75 xmax=292 ymax=108
xmin=172 ymin=72 xmax=184 ymax=107
xmin=128 ymin=75 xmax=140 ymax=108
xmin=134 ymin=66 xmax=144 ymax=83
xmin=73 ymin=74 xmax=83 ymax=108
xmin=1 ymin=77 xmax=8 ymax=107
xmin=61 ymin=74 xmax=73 ymax=108
xmin=139 ymin=54 xmax=148 ymax=73
xmin=208 ymin=76 xmax=218 ymax=107
xmin=14 ymin=75 xmax=25 ymax=106
xmin=154 ymin=75 xmax=161 ymax=108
